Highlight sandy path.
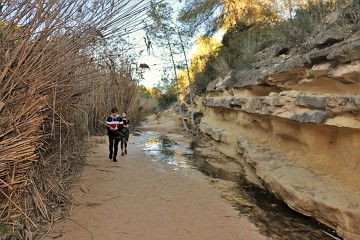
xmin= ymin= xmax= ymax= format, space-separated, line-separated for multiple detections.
xmin=45 ymin=116 xmax=267 ymax=240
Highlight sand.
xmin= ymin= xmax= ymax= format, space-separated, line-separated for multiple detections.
xmin=44 ymin=115 xmax=267 ymax=240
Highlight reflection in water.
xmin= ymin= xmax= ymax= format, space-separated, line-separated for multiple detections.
xmin=143 ymin=133 xmax=191 ymax=169
xmin=139 ymin=131 xmax=341 ymax=240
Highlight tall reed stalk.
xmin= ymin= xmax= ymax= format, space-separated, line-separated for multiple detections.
xmin=0 ymin=0 xmax=149 ymax=238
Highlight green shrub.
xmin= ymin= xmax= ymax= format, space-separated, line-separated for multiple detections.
xmin=193 ymin=111 xmax=204 ymax=119
xmin=181 ymin=103 xmax=188 ymax=112
xmin=0 ymin=225 xmax=19 ymax=238
xmin=158 ymin=92 xmax=177 ymax=110
xmin=193 ymin=0 xmax=355 ymax=89
xmin=190 ymin=139 xmax=200 ymax=149
xmin=209 ymin=56 xmax=230 ymax=75
xmin=339 ymin=0 xmax=360 ymax=29
xmin=194 ymin=72 xmax=210 ymax=93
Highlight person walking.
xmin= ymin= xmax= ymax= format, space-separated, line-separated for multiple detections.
xmin=119 ymin=111 xmax=130 ymax=156
xmin=106 ymin=107 xmax=122 ymax=162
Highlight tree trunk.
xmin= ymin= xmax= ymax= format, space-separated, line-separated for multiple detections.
xmin=165 ymin=33 xmax=189 ymax=132
xmin=177 ymin=28 xmax=196 ymax=129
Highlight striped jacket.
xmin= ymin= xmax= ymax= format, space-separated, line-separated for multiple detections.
xmin=106 ymin=115 xmax=122 ymax=138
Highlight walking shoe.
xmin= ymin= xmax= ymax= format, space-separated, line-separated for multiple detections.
xmin=109 ymin=153 xmax=112 ymax=159
xmin=121 ymin=152 xmax=125 ymax=156
xmin=113 ymin=158 xmax=117 ymax=162
xmin=125 ymin=149 xmax=127 ymax=155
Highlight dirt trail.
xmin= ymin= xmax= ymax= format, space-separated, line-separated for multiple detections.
xmin=45 ymin=115 xmax=268 ymax=240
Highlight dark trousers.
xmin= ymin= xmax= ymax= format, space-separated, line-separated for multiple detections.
xmin=109 ymin=135 xmax=121 ymax=159
xmin=120 ymin=128 xmax=129 ymax=151
xmin=120 ymin=136 xmax=127 ymax=151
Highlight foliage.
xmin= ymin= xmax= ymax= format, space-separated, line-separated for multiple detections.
xmin=148 ymin=87 xmax=162 ymax=99
xmin=155 ymin=70 xmax=178 ymax=111
xmin=0 ymin=225 xmax=19 ymax=238
xmin=157 ymin=91 xmax=178 ymax=110
xmin=177 ymin=0 xmax=222 ymax=36
xmin=194 ymin=71 xmax=210 ymax=93
xmin=340 ymin=0 xmax=360 ymax=27
xmin=177 ymin=0 xmax=281 ymax=91
xmin=187 ymin=35 xmax=222 ymax=92
xmin=218 ymin=22 xmax=275 ymax=69
xmin=193 ymin=111 xmax=204 ymax=119
xmin=136 ymin=86 xmax=161 ymax=117
xmin=178 ymin=0 xmax=279 ymax=36
xmin=190 ymin=139 xmax=200 ymax=149
xmin=146 ymin=1 xmax=177 ymax=46
xmin=139 ymin=86 xmax=162 ymax=99
xmin=138 ymin=97 xmax=158 ymax=115
xmin=81 ymin=60 xmax=142 ymax=135
xmin=187 ymin=0 xmax=356 ymax=91
xmin=181 ymin=103 xmax=188 ymax=112
xmin=176 ymin=70 xmax=190 ymax=93
xmin=192 ymin=36 xmax=223 ymax=74
xmin=146 ymin=1 xmax=193 ymax=94
xmin=269 ymin=0 xmax=355 ymax=45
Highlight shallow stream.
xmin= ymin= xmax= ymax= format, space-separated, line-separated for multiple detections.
xmin=137 ymin=130 xmax=341 ymax=240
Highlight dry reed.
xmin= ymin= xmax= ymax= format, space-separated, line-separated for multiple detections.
xmin=0 ymin=0 xmax=149 ymax=238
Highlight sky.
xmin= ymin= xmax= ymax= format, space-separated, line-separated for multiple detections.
xmin=137 ymin=49 xmax=171 ymax=88
xmin=126 ymin=0 xmax=188 ymax=88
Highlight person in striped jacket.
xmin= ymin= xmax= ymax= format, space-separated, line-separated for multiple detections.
xmin=106 ymin=107 xmax=122 ymax=162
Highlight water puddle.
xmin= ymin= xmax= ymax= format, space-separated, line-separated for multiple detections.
xmin=139 ymin=131 xmax=342 ymax=240
xmin=141 ymin=131 xmax=193 ymax=170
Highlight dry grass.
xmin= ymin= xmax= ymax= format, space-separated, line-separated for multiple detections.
xmin=0 ymin=0 xmax=149 ymax=238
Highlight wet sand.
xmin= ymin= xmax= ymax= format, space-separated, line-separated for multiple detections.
xmin=45 ymin=116 xmax=268 ymax=240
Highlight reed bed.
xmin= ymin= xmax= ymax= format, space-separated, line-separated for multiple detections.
xmin=0 ymin=1 xmax=149 ymax=238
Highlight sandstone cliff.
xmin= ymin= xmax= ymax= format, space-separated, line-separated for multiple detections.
xmin=195 ymin=10 xmax=360 ymax=240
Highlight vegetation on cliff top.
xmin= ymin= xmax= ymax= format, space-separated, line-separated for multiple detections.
xmin=145 ymin=0 xmax=358 ymax=102
xmin=183 ymin=0 xmax=359 ymax=92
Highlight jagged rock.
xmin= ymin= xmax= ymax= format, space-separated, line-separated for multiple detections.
xmin=327 ymin=33 xmax=360 ymax=62
xmin=295 ymin=95 xmax=330 ymax=108
xmin=290 ymin=111 xmax=329 ymax=123
xmin=328 ymin=61 xmax=360 ymax=83
xmin=199 ymin=122 xmax=225 ymax=142
xmin=306 ymin=8 xmax=355 ymax=52
xmin=309 ymin=62 xmax=333 ymax=78
xmin=253 ymin=44 xmax=290 ymax=63
xmin=203 ymin=94 xmax=360 ymax=128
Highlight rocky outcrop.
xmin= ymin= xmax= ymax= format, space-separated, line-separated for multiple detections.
xmin=196 ymin=8 xmax=360 ymax=240
xmin=203 ymin=94 xmax=360 ymax=128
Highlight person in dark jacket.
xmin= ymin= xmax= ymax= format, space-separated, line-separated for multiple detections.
xmin=119 ymin=111 xmax=130 ymax=156
xmin=106 ymin=107 xmax=122 ymax=162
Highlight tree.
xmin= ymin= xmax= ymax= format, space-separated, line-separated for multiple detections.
xmin=176 ymin=27 xmax=197 ymax=129
xmin=145 ymin=1 xmax=194 ymax=131
xmin=191 ymin=35 xmax=222 ymax=76
xmin=178 ymin=0 xmax=279 ymax=36
xmin=149 ymin=87 xmax=162 ymax=99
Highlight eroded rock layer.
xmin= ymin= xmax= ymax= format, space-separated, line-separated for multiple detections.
xmin=196 ymin=11 xmax=360 ymax=240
